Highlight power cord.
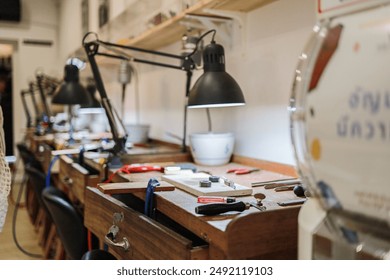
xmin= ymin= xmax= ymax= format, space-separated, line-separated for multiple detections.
xmin=12 ymin=171 xmax=43 ymax=259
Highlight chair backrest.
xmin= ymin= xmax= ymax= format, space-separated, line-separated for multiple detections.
xmin=16 ymin=143 xmax=43 ymax=171
xmin=24 ymin=166 xmax=47 ymax=208
xmin=42 ymin=187 xmax=88 ymax=260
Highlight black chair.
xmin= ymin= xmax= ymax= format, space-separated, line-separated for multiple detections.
xmin=16 ymin=142 xmax=43 ymax=172
xmin=24 ymin=166 xmax=49 ymax=210
xmin=14 ymin=143 xmax=43 ymax=217
xmin=24 ymin=166 xmax=58 ymax=257
xmin=82 ymin=249 xmax=117 ymax=260
xmin=42 ymin=187 xmax=88 ymax=260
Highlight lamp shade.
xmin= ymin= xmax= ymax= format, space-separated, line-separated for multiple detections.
xmin=83 ymin=82 xmax=101 ymax=108
xmin=187 ymin=41 xmax=245 ymax=108
xmin=52 ymin=64 xmax=90 ymax=105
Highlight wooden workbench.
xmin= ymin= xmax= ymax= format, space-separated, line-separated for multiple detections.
xmin=28 ymin=131 xmax=301 ymax=259
xmin=57 ymin=140 xmax=191 ymax=206
xmin=83 ymin=158 xmax=302 ymax=260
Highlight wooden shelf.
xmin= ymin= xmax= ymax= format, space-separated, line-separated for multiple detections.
xmin=71 ymin=0 xmax=277 ymax=62
xmin=106 ymin=0 xmax=277 ymax=49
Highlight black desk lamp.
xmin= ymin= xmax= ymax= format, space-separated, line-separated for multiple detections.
xmin=35 ymin=71 xmax=60 ymax=116
xmin=85 ymin=79 xmax=101 ymax=108
xmin=187 ymin=39 xmax=245 ymax=108
xmin=26 ymin=77 xmax=59 ymax=135
xmin=52 ymin=64 xmax=91 ymax=144
xmin=79 ymin=78 xmax=103 ymax=112
xmin=82 ymin=29 xmax=245 ymax=166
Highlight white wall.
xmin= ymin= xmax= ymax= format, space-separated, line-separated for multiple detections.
xmin=0 ymin=0 xmax=59 ymax=151
xmin=58 ymin=0 xmax=317 ymax=165
xmin=57 ymin=0 xmax=85 ymax=65
xmin=232 ymin=0 xmax=317 ymax=164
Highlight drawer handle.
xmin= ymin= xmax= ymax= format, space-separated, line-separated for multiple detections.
xmin=62 ymin=176 xmax=73 ymax=186
xmin=104 ymin=236 xmax=130 ymax=252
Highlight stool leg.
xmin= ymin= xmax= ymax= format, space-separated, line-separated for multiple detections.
xmin=54 ymin=240 xmax=65 ymax=260
xmin=44 ymin=224 xmax=57 ymax=259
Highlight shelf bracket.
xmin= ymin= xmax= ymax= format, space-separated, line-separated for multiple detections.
xmin=180 ymin=14 xmax=234 ymax=48
xmin=202 ymin=9 xmax=245 ymax=30
xmin=180 ymin=9 xmax=246 ymax=49
xmin=202 ymin=8 xmax=246 ymax=50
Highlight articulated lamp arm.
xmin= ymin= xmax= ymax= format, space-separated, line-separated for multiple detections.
xmin=83 ymin=39 xmax=127 ymax=157
xmin=82 ymin=32 xmax=200 ymax=156
xmin=20 ymin=90 xmax=33 ymax=128
xmin=81 ymin=29 xmax=235 ymax=158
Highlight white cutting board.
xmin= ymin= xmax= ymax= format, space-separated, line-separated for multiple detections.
xmin=162 ymin=173 xmax=253 ymax=197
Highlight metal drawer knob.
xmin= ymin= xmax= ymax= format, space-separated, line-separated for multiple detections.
xmin=62 ymin=176 xmax=73 ymax=186
xmin=105 ymin=221 xmax=130 ymax=252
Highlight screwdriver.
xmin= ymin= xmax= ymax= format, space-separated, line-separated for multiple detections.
xmin=195 ymin=201 xmax=265 ymax=216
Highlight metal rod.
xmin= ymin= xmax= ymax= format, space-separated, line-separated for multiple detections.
xmin=20 ymin=90 xmax=32 ymax=128
xmin=98 ymin=39 xmax=185 ymax=60
xmin=36 ymin=74 xmax=52 ymax=120
xmin=251 ymin=178 xmax=300 ymax=188
xmin=206 ymin=108 xmax=212 ymax=132
xmin=96 ymin=52 xmax=183 ymax=70
xmin=182 ymin=70 xmax=192 ymax=152
xmin=121 ymin=84 xmax=126 ymax=119
xmin=28 ymin=82 xmax=42 ymax=127
xmin=84 ymin=42 xmax=126 ymax=157
xmin=83 ymin=34 xmax=199 ymax=154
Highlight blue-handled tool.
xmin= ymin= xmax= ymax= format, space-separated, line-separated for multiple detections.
xmin=144 ymin=178 xmax=160 ymax=218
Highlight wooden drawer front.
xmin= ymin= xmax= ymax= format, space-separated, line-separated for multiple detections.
xmin=226 ymin=207 xmax=300 ymax=259
xmin=84 ymin=187 xmax=208 ymax=259
xmin=59 ymin=157 xmax=100 ymax=204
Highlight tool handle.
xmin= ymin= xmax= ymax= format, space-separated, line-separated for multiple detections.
xmin=277 ymin=198 xmax=307 ymax=206
xmin=195 ymin=201 xmax=247 ymax=215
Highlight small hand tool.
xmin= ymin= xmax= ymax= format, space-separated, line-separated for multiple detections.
xmin=195 ymin=201 xmax=266 ymax=215
xmin=274 ymin=185 xmax=300 ymax=192
xmin=227 ymin=168 xmax=260 ymax=175
xmin=251 ymin=178 xmax=300 ymax=188
xmin=277 ymin=198 xmax=307 ymax=206
xmin=209 ymin=175 xmax=220 ymax=182
xmin=263 ymin=180 xmax=301 ymax=189
xmin=197 ymin=196 xmax=236 ymax=204
xmin=144 ymin=178 xmax=160 ymax=218
xmin=105 ymin=164 xmax=164 ymax=182
xmin=220 ymin=176 xmax=236 ymax=189
xmin=254 ymin=193 xmax=266 ymax=204
xmin=199 ymin=180 xmax=212 ymax=188
xmin=122 ymin=164 xmax=164 ymax=173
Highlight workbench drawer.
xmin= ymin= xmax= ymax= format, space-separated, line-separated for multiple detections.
xmin=58 ymin=156 xmax=101 ymax=205
xmin=84 ymin=187 xmax=209 ymax=259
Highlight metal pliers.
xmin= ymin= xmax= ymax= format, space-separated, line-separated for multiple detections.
xmin=144 ymin=178 xmax=160 ymax=218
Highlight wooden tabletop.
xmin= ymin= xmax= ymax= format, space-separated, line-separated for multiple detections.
xmin=98 ymin=160 xmax=301 ymax=259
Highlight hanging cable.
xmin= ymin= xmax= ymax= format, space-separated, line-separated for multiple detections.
xmin=206 ymin=108 xmax=212 ymax=132
xmin=45 ymin=155 xmax=59 ymax=188
xmin=12 ymin=171 xmax=43 ymax=259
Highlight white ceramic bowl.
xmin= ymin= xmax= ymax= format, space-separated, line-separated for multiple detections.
xmin=125 ymin=124 xmax=150 ymax=143
xmin=189 ymin=132 xmax=234 ymax=166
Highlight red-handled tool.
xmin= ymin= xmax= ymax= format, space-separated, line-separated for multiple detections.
xmin=226 ymin=168 xmax=260 ymax=175
xmin=105 ymin=164 xmax=164 ymax=183
xmin=120 ymin=164 xmax=164 ymax=174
